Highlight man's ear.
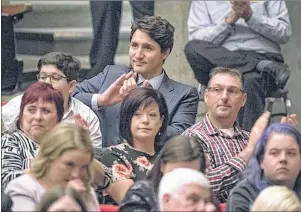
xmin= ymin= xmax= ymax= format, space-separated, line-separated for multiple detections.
xmin=160 ymin=162 xmax=165 ymax=173
xmin=162 ymin=48 xmax=170 ymax=61
xmin=160 ymin=115 xmax=164 ymax=128
xmin=68 ymin=80 xmax=77 ymax=94
xmin=204 ymin=88 xmax=209 ymax=104
xmin=241 ymin=92 xmax=247 ymax=107
xmin=162 ymin=194 xmax=171 ymax=204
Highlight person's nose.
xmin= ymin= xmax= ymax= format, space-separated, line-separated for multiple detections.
xmin=44 ymin=76 xmax=52 ymax=84
xmin=279 ymin=151 xmax=288 ymax=163
xmin=220 ymin=88 xmax=229 ymax=101
xmin=34 ymin=110 xmax=42 ymax=120
xmin=71 ymin=168 xmax=81 ymax=179
xmin=141 ymin=113 xmax=149 ymax=124
xmin=135 ymin=47 xmax=144 ymax=59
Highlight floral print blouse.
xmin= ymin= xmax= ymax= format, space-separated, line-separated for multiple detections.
xmin=100 ymin=143 xmax=157 ymax=204
xmin=101 ymin=143 xmax=156 ymax=183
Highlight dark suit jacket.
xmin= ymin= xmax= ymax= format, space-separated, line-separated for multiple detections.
xmin=73 ymin=65 xmax=199 ymax=148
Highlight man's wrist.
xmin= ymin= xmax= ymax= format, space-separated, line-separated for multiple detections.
xmin=239 ymin=146 xmax=255 ymax=163
xmin=97 ymin=94 xmax=106 ymax=107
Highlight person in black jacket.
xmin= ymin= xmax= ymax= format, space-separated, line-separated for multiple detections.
xmin=227 ymin=123 xmax=301 ymax=212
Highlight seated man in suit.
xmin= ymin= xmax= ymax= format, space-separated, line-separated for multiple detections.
xmin=73 ymin=15 xmax=199 ymax=149
xmin=184 ymin=0 xmax=291 ymax=131
xmin=1 ymin=52 xmax=102 ymax=152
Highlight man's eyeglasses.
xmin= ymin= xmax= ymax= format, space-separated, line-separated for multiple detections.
xmin=207 ymin=86 xmax=244 ymax=97
xmin=37 ymin=73 xmax=67 ymax=83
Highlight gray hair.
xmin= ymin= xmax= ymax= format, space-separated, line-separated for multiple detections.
xmin=158 ymin=168 xmax=210 ymax=210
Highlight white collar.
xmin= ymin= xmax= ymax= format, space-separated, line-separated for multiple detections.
xmin=137 ymin=71 xmax=164 ymax=90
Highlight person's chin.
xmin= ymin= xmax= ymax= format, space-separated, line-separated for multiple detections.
xmin=133 ymin=65 xmax=147 ymax=73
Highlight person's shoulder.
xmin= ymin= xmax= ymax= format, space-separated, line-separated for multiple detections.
xmin=6 ymin=174 xmax=37 ymax=193
xmin=70 ymin=97 xmax=98 ymax=117
xmin=3 ymin=94 xmax=23 ymax=105
xmin=130 ymin=180 xmax=153 ymax=191
xmin=106 ymin=143 xmax=128 ymax=153
xmin=236 ymin=127 xmax=251 ymax=139
xmin=230 ymin=179 xmax=256 ymax=195
xmin=167 ymin=77 xmax=198 ymax=93
xmin=2 ymin=131 xmax=23 ymax=145
xmin=183 ymin=120 xmax=206 ymax=136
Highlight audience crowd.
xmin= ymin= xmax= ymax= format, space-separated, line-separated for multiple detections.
xmin=2 ymin=1 xmax=300 ymax=211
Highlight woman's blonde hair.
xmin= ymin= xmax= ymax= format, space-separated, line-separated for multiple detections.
xmin=31 ymin=123 xmax=94 ymax=190
xmin=252 ymin=186 xmax=301 ymax=212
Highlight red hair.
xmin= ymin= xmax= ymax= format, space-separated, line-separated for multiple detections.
xmin=17 ymin=82 xmax=64 ymax=128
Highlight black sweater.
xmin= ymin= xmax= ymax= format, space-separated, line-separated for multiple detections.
xmin=226 ymin=180 xmax=260 ymax=212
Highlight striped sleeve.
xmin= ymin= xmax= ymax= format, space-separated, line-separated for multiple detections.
xmin=206 ymin=156 xmax=247 ymax=194
xmin=1 ymin=134 xmax=23 ymax=189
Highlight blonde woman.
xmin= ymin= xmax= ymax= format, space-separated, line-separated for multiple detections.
xmin=5 ymin=123 xmax=103 ymax=211
xmin=252 ymin=186 xmax=301 ymax=212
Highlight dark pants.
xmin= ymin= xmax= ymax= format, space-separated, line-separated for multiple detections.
xmin=185 ymin=40 xmax=282 ymax=131
xmin=87 ymin=1 xmax=154 ymax=79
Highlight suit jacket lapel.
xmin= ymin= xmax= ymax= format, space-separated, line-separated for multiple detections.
xmin=158 ymin=73 xmax=174 ymax=107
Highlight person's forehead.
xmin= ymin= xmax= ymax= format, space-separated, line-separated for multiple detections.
xmin=209 ymin=73 xmax=242 ymax=87
xmin=266 ymin=133 xmax=298 ymax=149
xmin=181 ymin=183 xmax=209 ymax=194
xmin=25 ymin=99 xmax=55 ymax=107
xmin=131 ymin=29 xmax=159 ymax=46
xmin=40 ymin=65 xmax=63 ymax=74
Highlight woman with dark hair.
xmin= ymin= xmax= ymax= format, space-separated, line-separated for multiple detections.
xmin=1 ymin=82 xmax=64 ymax=189
xmin=36 ymin=186 xmax=88 ymax=212
xmin=101 ymin=87 xmax=169 ymax=204
xmin=120 ymin=135 xmax=209 ymax=212
xmin=227 ymin=123 xmax=301 ymax=212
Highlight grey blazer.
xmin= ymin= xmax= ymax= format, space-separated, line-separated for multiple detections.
xmin=73 ymin=65 xmax=199 ymax=148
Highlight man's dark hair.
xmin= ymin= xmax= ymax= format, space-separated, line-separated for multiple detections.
xmin=37 ymin=52 xmax=81 ymax=81
xmin=130 ymin=16 xmax=175 ymax=53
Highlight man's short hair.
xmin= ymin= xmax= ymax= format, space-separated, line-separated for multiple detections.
xmin=130 ymin=16 xmax=175 ymax=53
xmin=208 ymin=66 xmax=243 ymax=89
xmin=37 ymin=52 xmax=81 ymax=82
xmin=158 ymin=168 xmax=210 ymax=210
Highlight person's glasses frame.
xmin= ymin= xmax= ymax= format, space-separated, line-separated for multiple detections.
xmin=36 ymin=73 xmax=68 ymax=83
xmin=207 ymin=86 xmax=244 ymax=97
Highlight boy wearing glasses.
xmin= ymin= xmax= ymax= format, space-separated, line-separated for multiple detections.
xmin=2 ymin=52 xmax=102 ymax=151
xmin=182 ymin=67 xmax=252 ymax=203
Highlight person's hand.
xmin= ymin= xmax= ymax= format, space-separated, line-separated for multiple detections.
xmin=67 ymin=179 xmax=86 ymax=192
xmin=280 ymin=114 xmax=298 ymax=127
xmin=247 ymin=112 xmax=271 ymax=151
xmin=73 ymin=113 xmax=88 ymax=130
xmin=120 ymin=72 xmax=138 ymax=96
xmin=97 ymin=71 xmax=135 ymax=106
xmin=226 ymin=10 xmax=240 ymax=24
xmin=120 ymin=73 xmax=151 ymax=95
xmin=231 ymin=0 xmax=253 ymax=21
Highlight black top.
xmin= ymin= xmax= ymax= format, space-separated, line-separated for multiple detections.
xmin=120 ymin=180 xmax=157 ymax=212
xmin=226 ymin=179 xmax=260 ymax=212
